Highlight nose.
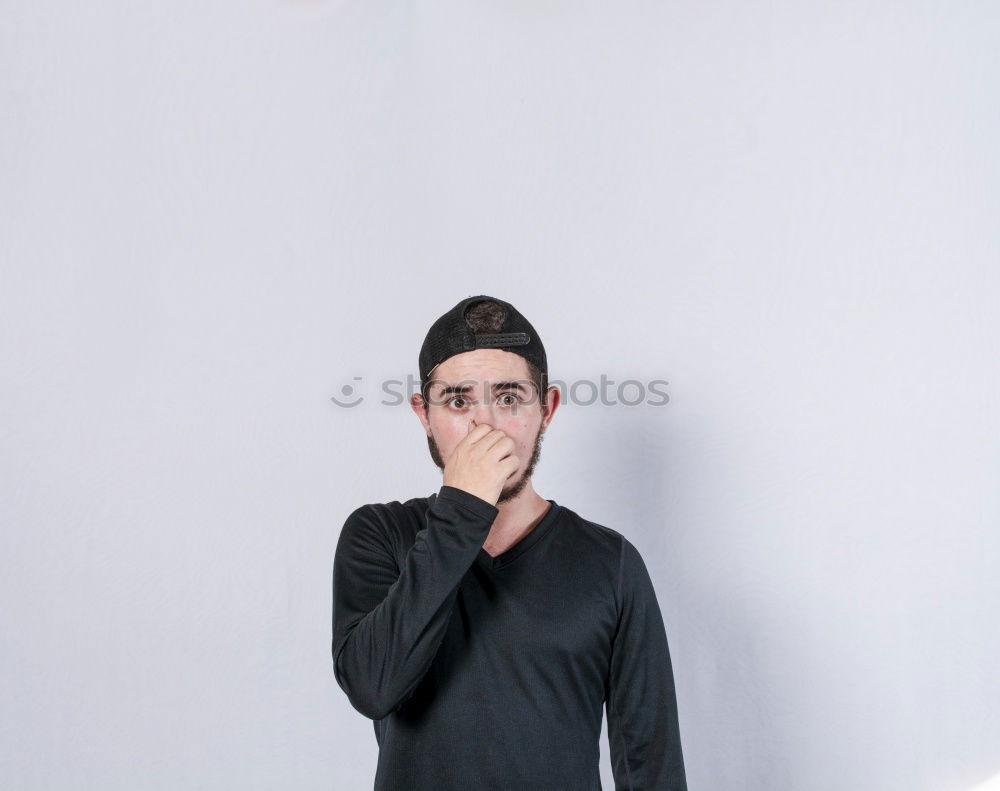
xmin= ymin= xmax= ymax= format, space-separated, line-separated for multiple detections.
xmin=469 ymin=400 xmax=496 ymax=429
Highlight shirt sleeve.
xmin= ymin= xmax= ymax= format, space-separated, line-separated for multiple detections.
xmin=331 ymin=485 xmax=499 ymax=720
xmin=605 ymin=535 xmax=688 ymax=791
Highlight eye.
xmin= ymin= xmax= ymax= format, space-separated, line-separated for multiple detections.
xmin=447 ymin=396 xmax=469 ymax=409
xmin=498 ymin=393 xmax=520 ymax=407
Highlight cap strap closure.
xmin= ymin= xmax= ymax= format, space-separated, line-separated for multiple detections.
xmin=473 ymin=332 xmax=530 ymax=348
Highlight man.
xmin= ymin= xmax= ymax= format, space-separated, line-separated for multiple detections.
xmin=331 ymin=295 xmax=688 ymax=790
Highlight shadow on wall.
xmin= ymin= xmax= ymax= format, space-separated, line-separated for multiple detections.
xmin=572 ymin=409 xmax=781 ymax=787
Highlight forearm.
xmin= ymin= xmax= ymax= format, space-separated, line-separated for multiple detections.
xmin=332 ymin=486 xmax=497 ymax=719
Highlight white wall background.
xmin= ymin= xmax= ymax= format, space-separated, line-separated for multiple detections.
xmin=2 ymin=2 xmax=998 ymax=790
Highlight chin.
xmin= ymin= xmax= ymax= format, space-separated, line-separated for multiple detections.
xmin=497 ymin=475 xmax=529 ymax=504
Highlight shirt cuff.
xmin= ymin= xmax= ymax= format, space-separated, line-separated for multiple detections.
xmin=436 ymin=485 xmax=500 ymax=522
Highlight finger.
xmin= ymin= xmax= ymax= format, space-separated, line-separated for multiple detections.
xmin=483 ymin=430 xmax=513 ymax=454
xmin=502 ymin=454 xmax=520 ymax=471
xmin=462 ymin=423 xmax=492 ymax=445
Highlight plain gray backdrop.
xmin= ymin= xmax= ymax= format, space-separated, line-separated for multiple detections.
xmin=2 ymin=2 xmax=998 ymax=790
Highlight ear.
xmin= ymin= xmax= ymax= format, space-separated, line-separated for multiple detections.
xmin=410 ymin=392 xmax=432 ymax=436
xmin=540 ymin=384 xmax=561 ymax=431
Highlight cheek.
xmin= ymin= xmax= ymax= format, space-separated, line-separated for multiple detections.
xmin=429 ymin=415 xmax=467 ymax=451
xmin=506 ymin=419 xmax=534 ymax=447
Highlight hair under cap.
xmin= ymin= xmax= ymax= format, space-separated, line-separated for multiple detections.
xmin=418 ymin=295 xmax=548 ymax=385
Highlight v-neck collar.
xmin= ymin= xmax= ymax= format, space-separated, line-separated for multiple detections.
xmin=474 ymin=500 xmax=561 ymax=571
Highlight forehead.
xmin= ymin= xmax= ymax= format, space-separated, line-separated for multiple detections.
xmin=428 ymin=349 xmax=532 ymax=390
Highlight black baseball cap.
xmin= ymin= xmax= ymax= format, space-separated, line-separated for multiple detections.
xmin=418 ymin=295 xmax=548 ymax=387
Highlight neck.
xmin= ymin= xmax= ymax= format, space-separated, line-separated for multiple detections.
xmin=488 ymin=481 xmax=550 ymax=543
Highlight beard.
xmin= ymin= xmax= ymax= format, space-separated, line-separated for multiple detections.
xmin=427 ymin=425 xmax=545 ymax=504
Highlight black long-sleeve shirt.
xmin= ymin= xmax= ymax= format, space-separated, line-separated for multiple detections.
xmin=330 ymin=484 xmax=687 ymax=791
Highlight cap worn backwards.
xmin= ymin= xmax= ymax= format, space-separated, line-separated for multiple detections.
xmin=418 ymin=295 xmax=548 ymax=385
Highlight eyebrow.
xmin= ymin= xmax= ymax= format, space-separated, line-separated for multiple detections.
xmin=433 ymin=381 xmax=530 ymax=397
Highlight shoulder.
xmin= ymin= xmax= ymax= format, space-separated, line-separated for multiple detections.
xmin=342 ymin=495 xmax=428 ymax=524
xmin=342 ymin=491 xmax=433 ymax=524
xmin=555 ymin=503 xmax=631 ymax=556
xmin=337 ymin=494 xmax=432 ymax=559
xmin=554 ymin=505 xmax=655 ymax=595
xmin=550 ymin=504 xmax=633 ymax=583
